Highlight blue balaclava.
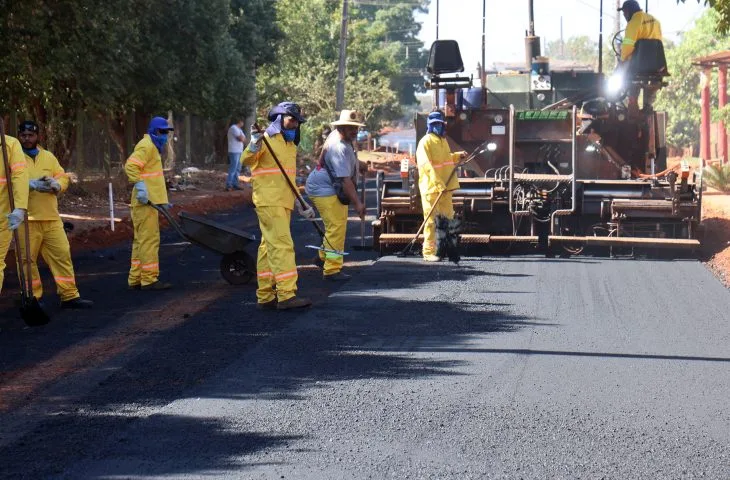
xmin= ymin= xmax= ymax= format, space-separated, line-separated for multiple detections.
xmin=427 ymin=111 xmax=446 ymax=137
xmin=18 ymin=120 xmax=40 ymax=157
xmin=265 ymin=102 xmax=306 ymax=145
xmin=147 ymin=116 xmax=174 ymax=153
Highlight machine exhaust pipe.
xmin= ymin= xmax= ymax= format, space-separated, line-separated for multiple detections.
xmin=525 ymin=0 xmax=541 ymax=70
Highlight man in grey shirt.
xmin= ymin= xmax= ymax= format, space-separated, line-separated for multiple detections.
xmin=305 ymin=110 xmax=366 ymax=281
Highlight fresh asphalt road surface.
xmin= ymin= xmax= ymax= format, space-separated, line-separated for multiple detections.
xmin=1 ymin=180 xmax=730 ymax=478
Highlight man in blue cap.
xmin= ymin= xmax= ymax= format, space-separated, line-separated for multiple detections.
xmin=415 ymin=110 xmax=465 ymax=262
xmin=242 ymin=102 xmax=314 ymax=310
xmin=124 ymin=116 xmax=174 ymax=290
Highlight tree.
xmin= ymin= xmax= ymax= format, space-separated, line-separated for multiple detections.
xmin=256 ymin=0 xmax=427 ymax=151
xmin=654 ymin=9 xmax=730 ymax=149
xmin=678 ymin=0 xmax=730 ymax=34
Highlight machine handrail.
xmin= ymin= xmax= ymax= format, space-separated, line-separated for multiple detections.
xmin=550 ymin=105 xmax=578 ymax=232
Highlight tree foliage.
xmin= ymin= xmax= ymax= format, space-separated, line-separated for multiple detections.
xmin=0 ymin=0 xmax=279 ymax=165
xmin=678 ymin=0 xmax=730 ymax=34
xmin=256 ymin=0 xmax=428 ymax=151
xmin=654 ymin=9 xmax=730 ymax=149
xmin=544 ymin=35 xmax=617 ymax=73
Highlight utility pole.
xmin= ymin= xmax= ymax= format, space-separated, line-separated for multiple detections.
xmin=615 ymin=0 xmax=621 ymax=35
xmin=481 ymin=0 xmax=486 ymax=85
xmin=560 ymin=16 xmax=564 ymax=57
xmin=336 ymin=0 xmax=348 ymax=112
xmin=598 ymin=0 xmax=604 ymax=73
xmin=436 ymin=0 xmax=439 ymax=39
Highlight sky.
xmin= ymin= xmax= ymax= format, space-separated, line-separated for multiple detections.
xmin=415 ymin=0 xmax=709 ymax=73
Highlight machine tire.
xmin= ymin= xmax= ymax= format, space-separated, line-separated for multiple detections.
xmin=220 ymin=251 xmax=255 ymax=285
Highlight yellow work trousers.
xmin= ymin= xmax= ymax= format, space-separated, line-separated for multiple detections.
xmin=0 ymin=224 xmax=10 ymax=295
xmin=129 ymin=205 xmax=160 ymax=287
xmin=255 ymin=206 xmax=298 ymax=304
xmin=16 ymin=220 xmax=80 ymax=302
xmin=311 ymin=195 xmax=348 ymax=276
xmin=421 ymin=191 xmax=454 ymax=257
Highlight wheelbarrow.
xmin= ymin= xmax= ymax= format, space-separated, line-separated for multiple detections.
xmin=151 ymin=204 xmax=257 ymax=285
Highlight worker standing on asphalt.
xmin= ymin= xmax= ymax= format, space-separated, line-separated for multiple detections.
xmin=305 ymin=110 xmax=366 ymax=280
xmin=618 ymin=0 xmax=663 ymax=114
xmin=15 ymin=121 xmax=93 ymax=308
xmin=415 ymin=110 xmax=465 ymax=262
xmin=0 ymin=131 xmax=29 ymax=296
xmin=243 ymin=102 xmax=313 ymax=310
xmin=125 ymin=117 xmax=174 ymax=291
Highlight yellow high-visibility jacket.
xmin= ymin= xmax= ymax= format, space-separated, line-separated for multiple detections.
xmin=242 ymin=133 xmax=297 ymax=209
xmin=25 ymin=147 xmax=69 ymax=221
xmin=0 ymin=135 xmax=29 ymax=214
xmin=125 ymin=134 xmax=168 ymax=207
xmin=416 ymin=133 xmax=461 ymax=196
xmin=621 ymin=11 xmax=662 ymax=62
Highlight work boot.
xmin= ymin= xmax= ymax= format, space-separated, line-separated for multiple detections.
xmin=276 ymin=296 xmax=312 ymax=310
xmin=423 ymin=254 xmax=442 ymax=262
xmin=311 ymin=255 xmax=324 ymax=269
xmin=256 ymin=299 xmax=277 ymax=310
xmin=324 ymin=272 xmax=351 ymax=281
xmin=128 ymin=284 xmax=141 ymax=290
xmin=61 ymin=297 xmax=94 ymax=309
xmin=141 ymin=281 xmax=172 ymax=291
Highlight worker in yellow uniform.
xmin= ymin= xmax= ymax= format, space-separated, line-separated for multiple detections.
xmin=415 ymin=111 xmax=465 ymax=262
xmin=618 ymin=0 xmax=663 ymax=114
xmin=125 ymin=117 xmax=174 ymax=290
xmin=305 ymin=110 xmax=367 ymax=281
xmin=243 ymin=102 xmax=313 ymax=310
xmin=15 ymin=121 xmax=93 ymax=308
xmin=0 ymin=131 xmax=29 ymax=296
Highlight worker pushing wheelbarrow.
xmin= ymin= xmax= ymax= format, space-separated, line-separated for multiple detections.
xmin=152 ymin=204 xmax=257 ymax=285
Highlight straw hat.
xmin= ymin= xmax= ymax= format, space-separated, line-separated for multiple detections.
xmin=331 ymin=109 xmax=365 ymax=127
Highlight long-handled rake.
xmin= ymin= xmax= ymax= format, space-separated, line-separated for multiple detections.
xmin=1 ymin=119 xmax=50 ymax=326
xmin=398 ymin=142 xmax=491 ymax=260
xmin=252 ymin=124 xmax=347 ymax=258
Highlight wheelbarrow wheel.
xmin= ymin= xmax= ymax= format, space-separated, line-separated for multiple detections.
xmin=220 ymin=252 xmax=255 ymax=285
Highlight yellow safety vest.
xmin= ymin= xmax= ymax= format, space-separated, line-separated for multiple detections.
xmin=0 ymin=135 xmax=29 ymax=214
xmin=621 ymin=11 xmax=663 ymax=62
xmin=242 ymin=133 xmax=297 ymax=209
xmin=125 ymin=134 xmax=169 ymax=207
xmin=416 ymin=133 xmax=461 ymax=196
xmin=25 ymin=147 xmax=69 ymax=221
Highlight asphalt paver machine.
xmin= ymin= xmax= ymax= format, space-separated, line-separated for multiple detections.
xmin=373 ymin=1 xmax=702 ymax=256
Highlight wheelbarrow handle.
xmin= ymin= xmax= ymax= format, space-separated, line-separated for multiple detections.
xmin=149 ymin=203 xmax=189 ymax=241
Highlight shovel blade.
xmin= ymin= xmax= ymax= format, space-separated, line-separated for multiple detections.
xmin=20 ymin=295 xmax=51 ymax=327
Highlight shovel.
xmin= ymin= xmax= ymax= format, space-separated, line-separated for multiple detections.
xmin=0 ymin=119 xmax=50 ymax=326
xmin=252 ymin=124 xmax=348 ymax=258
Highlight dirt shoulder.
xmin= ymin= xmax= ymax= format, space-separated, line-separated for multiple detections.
xmin=701 ymin=191 xmax=730 ymax=287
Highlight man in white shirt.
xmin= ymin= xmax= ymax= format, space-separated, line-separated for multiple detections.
xmin=226 ymin=119 xmax=246 ymax=191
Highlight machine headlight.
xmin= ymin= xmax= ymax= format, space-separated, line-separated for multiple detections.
xmin=585 ymin=143 xmax=600 ymax=153
xmin=487 ymin=142 xmax=498 ymax=152
xmin=607 ymin=72 xmax=624 ymax=95
xmin=494 ymin=115 xmax=503 ymax=124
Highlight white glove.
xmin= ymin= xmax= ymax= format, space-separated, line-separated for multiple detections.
xmin=296 ymin=200 xmax=316 ymax=219
xmin=248 ymin=126 xmax=263 ymax=153
xmin=49 ymin=178 xmax=62 ymax=193
xmin=134 ymin=181 xmax=149 ymax=204
xmin=7 ymin=208 xmax=26 ymax=231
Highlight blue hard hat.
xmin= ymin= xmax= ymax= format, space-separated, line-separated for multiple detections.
xmin=268 ymin=102 xmax=306 ymax=123
xmin=148 ymin=116 xmax=174 ymax=132
xmin=427 ymin=111 xmax=446 ymax=125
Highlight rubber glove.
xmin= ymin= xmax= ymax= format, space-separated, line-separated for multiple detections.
xmin=30 ymin=179 xmax=52 ymax=192
xmin=296 ymin=200 xmax=316 ymax=219
xmin=248 ymin=126 xmax=263 ymax=153
xmin=7 ymin=208 xmax=26 ymax=231
xmin=134 ymin=181 xmax=149 ymax=204
xmin=48 ymin=178 xmax=62 ymax=193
